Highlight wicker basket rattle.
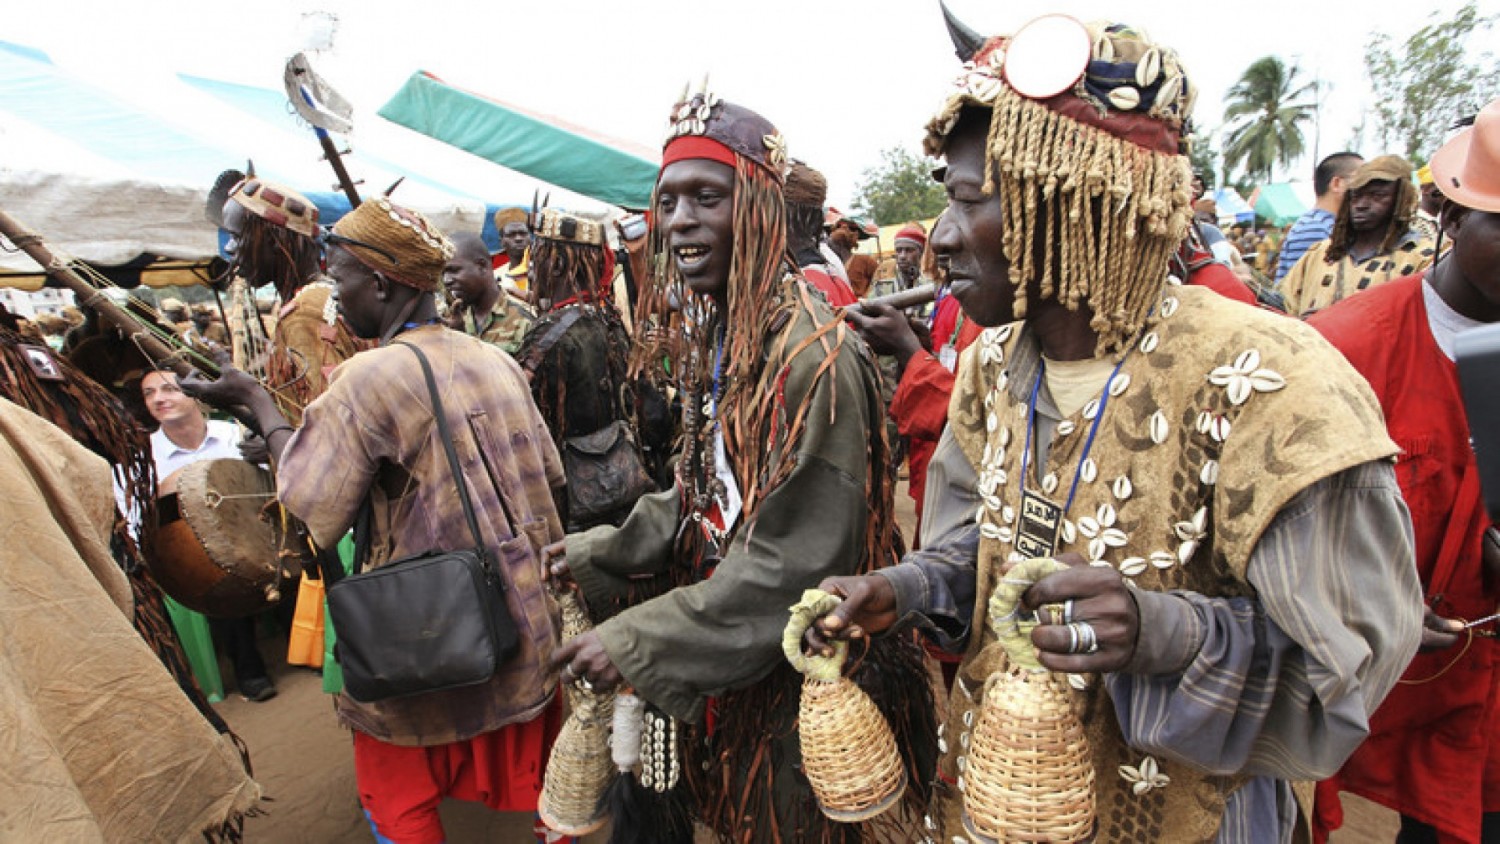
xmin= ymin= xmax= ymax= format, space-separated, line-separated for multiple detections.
xmin=962 ymin=557 xmax=1095 ymax=843
xmin=782 ymin=588 xmax=907 ymax=822
xmin=538 ymin=590 xmax=616 ymax=837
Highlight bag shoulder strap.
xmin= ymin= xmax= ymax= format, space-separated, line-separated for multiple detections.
xmin=517 ymin=306 xmax=585 ymax=377
xmin=393 ymin=340 xmax=491 ymax=572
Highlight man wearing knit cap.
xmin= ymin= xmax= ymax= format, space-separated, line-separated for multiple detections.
xmin=871 ymin=222 xmax=930 ymax=301
xmin=181 ymin=195 xmax=567 ymax=844
xmin=1312 ymin=96 xmax=1500 ymax=844
xmin=1280 ymin=154 xmax=1437 ymax=317
xmin=785 ymin=161 xmax=858 ymax=306
xmin=493 ymin=206 xmax=533 ymax=300
xmin=808 ymin=12 xmax=1421 ymax=842
xmin=545 ymin=88 xmax=935 ymax=841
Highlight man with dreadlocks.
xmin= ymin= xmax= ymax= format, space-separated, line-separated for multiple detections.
xmin=213 ymin=173 xmax=364 ymax=424
xmin=544 ymin=92 xmax=936 ymax=842
xmin=807 ymin=13 xmax=1423 ymax=842
xmin=1280 ymin=154 xmax=1437 ymax=318
xmin=514 ymin=208 xmax=648 ymax=531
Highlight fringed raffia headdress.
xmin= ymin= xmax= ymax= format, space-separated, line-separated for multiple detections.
xmin=929 ymin=9 xmax=1198 ymax=355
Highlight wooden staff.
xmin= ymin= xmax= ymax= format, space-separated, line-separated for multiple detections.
xmin=0 ymin=207 xmax=201 ymax=379
xmin=847 ymin=282 xmax=941 ymax=314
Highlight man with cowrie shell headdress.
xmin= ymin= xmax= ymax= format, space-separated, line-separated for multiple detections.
xmin=808 ymin=9 xmax=1423 ymax=842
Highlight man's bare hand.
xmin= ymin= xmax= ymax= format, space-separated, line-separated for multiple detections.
xmin=179 ymin=359 xmax=267 ymax=413
xmin=548 ymin=630 xmax=622 ymax=693
xmin=238 ymin=433 xmax=270 ymax=465
xmin=1419 ymin=606 xmax=1465 ymax=651
xmin=803 ymin=574 xmax=899 ymax=657
xmin=1022 ymin=554 xmax=1140 ymax=674
xmin=845 ymin=303 xmax=924 ymax=366
xmin=542 ymin=541 xmax=570 ymax=589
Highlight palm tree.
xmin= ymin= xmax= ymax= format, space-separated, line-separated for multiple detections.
xmin=1221 ymin=57 xmax=1318 ymax=184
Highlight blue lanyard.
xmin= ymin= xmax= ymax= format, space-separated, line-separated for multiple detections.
xmin=1018 ymin=353 xmax=1130 ymax=517
xmin=709 ymin=324 xmax=726 ymax=413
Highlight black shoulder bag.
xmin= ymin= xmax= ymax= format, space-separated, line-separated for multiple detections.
xmin=326 ymin=342 xmax=520 ymax=703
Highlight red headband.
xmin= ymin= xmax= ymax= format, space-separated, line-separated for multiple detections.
xmin=661 ymin=135 xmax=738 ymax=172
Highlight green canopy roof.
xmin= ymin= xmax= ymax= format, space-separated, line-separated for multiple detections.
xmin=379 ymin=71 xmax=659 ymax=210
xmin=1253 ymin=183 xmax=1306 ymax=226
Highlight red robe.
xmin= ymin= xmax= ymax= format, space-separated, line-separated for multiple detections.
xmin=890 ymin=317 xmax=982 ymax=546
xmin=1311 ymin=275 xmax=1500 ymax=844
xmin=1188 ymin=259 xmax=1258 ymax=306
xmin=803 ymin=266 xmax=858 ymax=308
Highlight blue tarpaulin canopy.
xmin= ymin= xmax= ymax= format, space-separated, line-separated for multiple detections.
xmin=0 ymin=40 xmax=599 ymax=285
xmin=1213 ymin=187 xmax=1256 ymax=225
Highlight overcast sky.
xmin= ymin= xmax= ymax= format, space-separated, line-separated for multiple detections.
xmin=6 ymin=0 xmax=1497 ymax=215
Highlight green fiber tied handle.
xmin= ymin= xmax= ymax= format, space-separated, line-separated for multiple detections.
xmin=783 ymin=589 xmax=848 ymax=682
xmin=988 ymin=557 xmax=1071 ymax=672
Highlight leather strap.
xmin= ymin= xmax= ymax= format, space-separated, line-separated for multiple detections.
xmin=517 ymin=306 xmax=584 ymax=378
xmin=347 ymin=341 xmax=492 ymax=577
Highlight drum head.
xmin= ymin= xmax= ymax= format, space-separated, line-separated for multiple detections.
xmin=149 ymin=458 xmax=282 ymax=617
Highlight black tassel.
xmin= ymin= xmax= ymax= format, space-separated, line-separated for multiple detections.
xmin=599 ymin=773 xmax=692 ymax=844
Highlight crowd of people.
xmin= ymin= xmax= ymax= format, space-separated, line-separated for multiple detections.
xmin=3 ymin=7 xmax=1499 ymax=844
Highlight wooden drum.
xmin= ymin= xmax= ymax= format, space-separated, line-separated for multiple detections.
xmin=148 ymin=458 xmax=292 ymax=618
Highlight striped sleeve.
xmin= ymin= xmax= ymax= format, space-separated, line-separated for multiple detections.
xmin=1106 ymin=459 xmax=1423 ymax=782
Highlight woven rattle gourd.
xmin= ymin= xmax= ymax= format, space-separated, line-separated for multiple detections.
xmin=782 ymin=589 xmax=907 ymax=822
xmin=538 ymin=590 xmax=616 ymax=836
xmin=962 ymin=557 xmax=1095 ymax=843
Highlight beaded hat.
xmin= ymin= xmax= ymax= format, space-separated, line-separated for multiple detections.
xmin=330 ymin=196 xmax=453 ymax=292
xmin=925 ymin=5 xmax=1198 ymax=355
xmin=661 ymin=86 xmax=789 ymax=182
xmin=530 ymin=208 xmax=606 ymax=247
xmin=229 ymin=178 xmax=320 ymax=239
xmin=927 ymin=9 xmax=1197 ymax=156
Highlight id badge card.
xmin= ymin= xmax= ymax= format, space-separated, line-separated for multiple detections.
xmin=712 ymin=431 xmax=742 ymax=532
xmin=1015 ymin=489 xmax=1062 ymax=558
xmin=939 ymin=344 xmax=958 ymax=372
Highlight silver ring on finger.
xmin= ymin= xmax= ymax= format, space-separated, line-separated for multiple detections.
xmin=1062 ymin=598 xmax=1075 ymax=625
xmin=561 ymin=664 xmax=575 ymax=682
xmin=1068 ymin=621 xmax=1100 ymax=655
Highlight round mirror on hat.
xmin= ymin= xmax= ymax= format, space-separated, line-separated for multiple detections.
xmin=1002 ymin=14 xmax=1091 ymax=100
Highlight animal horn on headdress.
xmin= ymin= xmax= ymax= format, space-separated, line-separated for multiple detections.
xmin=384 ymin=176 xmax=405 ymax=197
xmin=940 ymin=0 xmax=986 ymax=62
xmin=245 ymin=159 xmax=256 ymax=179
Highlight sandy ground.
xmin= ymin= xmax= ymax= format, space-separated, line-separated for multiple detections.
xmin=212 ymin=478 xmax=1399 ymax=842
